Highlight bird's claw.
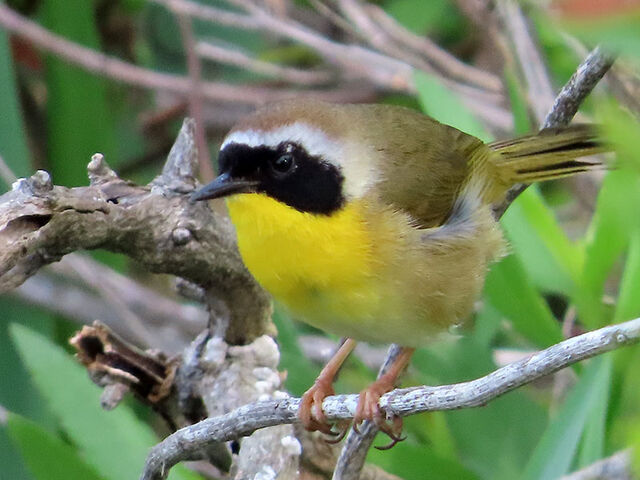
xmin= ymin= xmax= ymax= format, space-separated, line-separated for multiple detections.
xmin=299 ymin=378 xmax=339 ymax=437
xmin=353 ymin=382 xmax=406 ymax=449
xmin=374 ymin=416 xmax=406 ymax=450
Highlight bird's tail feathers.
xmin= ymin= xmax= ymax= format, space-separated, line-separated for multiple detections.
xmin=488 ymin=124 xmax=605 ymax=185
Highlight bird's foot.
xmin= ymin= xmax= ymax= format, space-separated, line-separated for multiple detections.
xmin=353 ymin=377 xmax=406 ymax=449
xmin=298 ymin=338 xmax=357 ymax=441
xmin=299 ymin=377 xmax=342 ymax=436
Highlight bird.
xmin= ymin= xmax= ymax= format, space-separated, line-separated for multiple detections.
xmin=191 ymin=99 xmax=603 ymax=444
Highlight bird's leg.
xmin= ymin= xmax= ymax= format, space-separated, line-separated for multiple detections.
xmin=354 ymin=346 xmax=415 ymax=447
xmin=299 ymin=338 xmax=357 ymax=435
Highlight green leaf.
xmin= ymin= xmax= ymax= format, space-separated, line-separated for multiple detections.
xmin=615 ymin=230 xmax=640 ymax=324
xmin=576 ymin=376 xmax=609 ymax=469
xmin=273 ymin=308 xmax=320 ymax=396
xmin=0 ymin=298 xmax=57 ymax=480
xmin=580 ymin=104 xmax=640 ymax=327
xmin=485 ymin=254 xmax=562 ymax=347
xmin=414 ymin=71 xmax=492 ymax=141
xmin=610 ymin=231 xmax=640 ymax=428
xmin=0 ymin=28 xmax=30 ymax=190
xmin=7 ymin=413 xmax=105 ymax=480
xmin=521 ymin=355 xmax=613 ymax=480
xmin=563 ymin=11 xmax=640 ymax=60
xmin=368 ymin=440 xmax=480 ymax=480
xmin=41 ymin=0 xmax=116 ymax=187
xmin=0 ymin=428 xmax=32 ymax=480
xmin=9 ymin=324 xmax=198 ymax=480
xmin=502 ymin=187 xmax=580 ymax=296
xmin=504 ymin=67 xmax=533 ymax=136
xmin=384 ymin=0 xmax=465 ymax=37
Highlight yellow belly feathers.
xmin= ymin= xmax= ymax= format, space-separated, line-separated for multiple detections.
xmin=225 ymin=193 xmax=483 ymax=345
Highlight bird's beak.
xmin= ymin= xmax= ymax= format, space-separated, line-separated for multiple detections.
xmin=190 ymin=173 xmax=258 ymax=202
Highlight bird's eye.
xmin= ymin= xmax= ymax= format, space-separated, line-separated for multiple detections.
xmin=271 ymin=153 xmax=295 ymax=174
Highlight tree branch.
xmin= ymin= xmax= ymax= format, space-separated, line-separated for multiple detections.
xmin=140 ymin=317 xmax=640 ymax=480
xmin=332 ymin=344 xmax=404 ymax=480
xmin=0 ymin=119 xmax=272 ymax=345
xmin=493 ymin=45 xmax=614 ymax=218
xmin=0 ymin=5 xmax=373 ymax=108
xmin=542 ymin=46 xmax=615 ymax=129
xmin=559 ymin=449 xmax=632 ymax=480
xmin=496 ymin=0 xmax=556 ymax=125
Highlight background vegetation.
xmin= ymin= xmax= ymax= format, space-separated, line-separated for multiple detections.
xmin=1 ymin=0 xmax=640 ymax=479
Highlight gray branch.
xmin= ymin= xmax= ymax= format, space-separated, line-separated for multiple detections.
xmin=560 ymin=449 xmax=632 ymax=480
xmin=332 ymin=344 xmax=404 ymax=479
xmin=0 ymin=119 xmax=272 ymax=345
xmin=542 ymin=46 xmax=615 ymax=129
xmin=140 ymin=317 xmax=640 ymax=480
xmin=493 ymin=45 xmax=614 ymax=218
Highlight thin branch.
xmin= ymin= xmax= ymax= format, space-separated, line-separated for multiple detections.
xmin=151 ymin=0 xmax=260 ymax=30
xmin=151 ymin=0 xmax=512 ymax=132
xmin=542 ymin=46 xmax=615 ymax=129
xmin=560 ymin=449 xmax=632 ymax=480
xmin=335 ymin=0 xmax=508 ymax=126
xmin=333 ymin=344 xmax=403 ymax=480
xmin=308 ymin=0 xmax=360 ymax=38
xmin=152 ymin=0 xmax=414 ymax=90
xmin=365 ymin=3 xmax=502 ymax=93
xmin=496 ymin=0 xmax=555 ymax=125
xmin=140 ymin=317 xmax=640 ymax=480
xmin=174 ymin=10 xmax=213 ymax=182
xmin=12 ymin=262 xmax=206 ymax=353
xmin=494 ymin=45 xmax=614 ymax=218
xmin=0 ymin=5 xmax=364 ymax=106
xmin=0 ymin=153 xmax=17 ymax=185
xmin=62 ymin=254 xmax=157 ymax=348
xmin=196 ymin=42 xmax=333 ymax=85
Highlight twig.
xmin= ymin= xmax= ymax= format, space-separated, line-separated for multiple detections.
xmin=494 ymin=45 xmax=614 ymax=218
xmin=0 ymin=153 xmax=17 ymax=185
xmin=150 ymin=0 xmax=260 ymax=30
xmin=63 ymin=254 xmax=157 ymax=348
xmin=151 ymin=0 xmax=512 ymax=131
xmin=332 ymin=344 xmax=403 ymax=480
xmin=308 ymin=0 xmax=359 ymax=37
xmin=152 ymin=0 xmax=414 ymax=89
xmin=559 ymin=449 xmax=632 ymax=480
xmin=0 ymin=404 xmax=7 ymax=425
xmin=174 ymin=10 xmax=213 ymax=182
xmin=196 ymin=42 xmax=333 ymax=85
xmin=140 ymin=317 xmax=640 ymax=480
xmin=13 ymin=262 xmax=206 ymax=353
xmin=0 ymin=5 xmax=364 ymax=106
xmin=365 ymin=3 xmax=502 ymax=93
xmin=497 ymin=0 xmax=555 ymax=125
xmin=542 ymin=46 xmax=614 ymax=129
xmin=335 ymin=0 xmax=508 ymax=127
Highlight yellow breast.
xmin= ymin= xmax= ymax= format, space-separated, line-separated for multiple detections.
xmin=224 ymin=192 xmax=501 ymax=346
xmin=226 ymin=193 xmax=397 ymax=336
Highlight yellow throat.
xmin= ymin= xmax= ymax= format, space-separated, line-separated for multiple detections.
xmin=226 ymin=193 xmax=395 ymax=336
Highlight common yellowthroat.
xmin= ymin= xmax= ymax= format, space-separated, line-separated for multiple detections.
xmin=191 ymin=99 xmax=602 ymax=440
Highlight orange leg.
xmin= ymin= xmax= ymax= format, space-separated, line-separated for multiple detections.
xmin=299 ymin=338 xmax=357 ymax=434
xmin=354 ymin=346 xmax=415 ymax=448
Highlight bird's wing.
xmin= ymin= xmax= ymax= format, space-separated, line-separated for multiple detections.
xmin=360 ymin=105 xmax=485 ymax=229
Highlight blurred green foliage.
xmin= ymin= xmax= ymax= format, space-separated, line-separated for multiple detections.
xmin=1 ymin=1 xmax=639 ymax=479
